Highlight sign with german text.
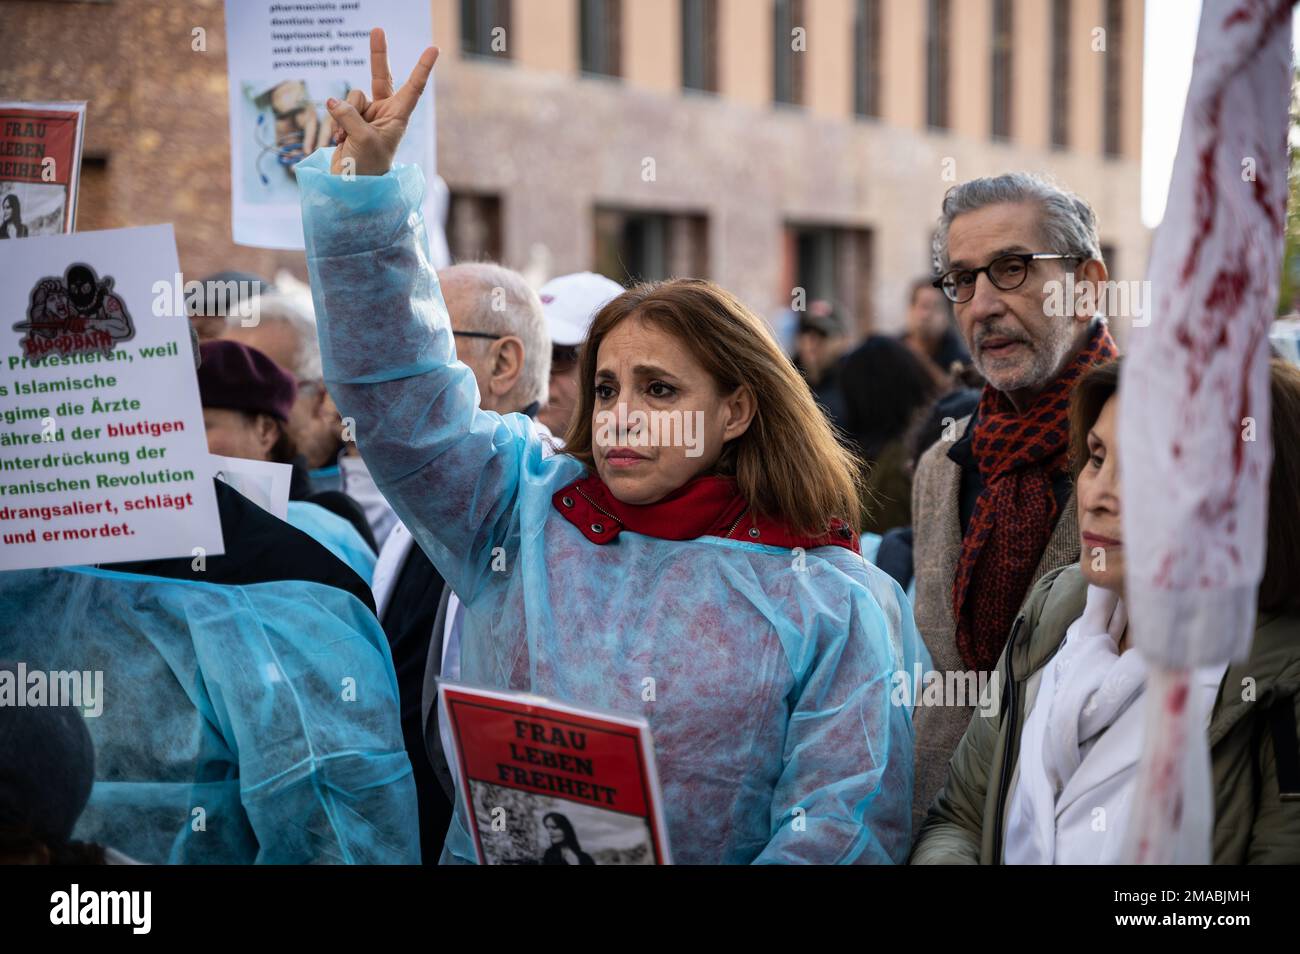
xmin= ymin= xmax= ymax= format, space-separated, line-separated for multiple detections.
xmin=0 ymin=224 xmax=224 ymax=570
xmin=440 ymin=682 xmax=672 ymax=865
xmin=0 ymin=101 xmax=86 ymax=237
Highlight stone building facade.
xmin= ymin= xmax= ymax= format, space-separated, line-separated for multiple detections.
xmin=1 ymin=0 xmax=1148 ymax=335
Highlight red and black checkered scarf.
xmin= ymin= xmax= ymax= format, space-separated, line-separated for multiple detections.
xmin=952 ymin=323 xmax=1119 ymax=673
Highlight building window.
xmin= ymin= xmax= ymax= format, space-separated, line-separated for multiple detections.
xmin=854 ymin=0 xmax=881 ymax=118
xmin=580 ymin=0 xmax=622 ymax=78
xmin=1103 ymin=0 xmax=1123 ymax=157
xmin=773 ymin=0 xmax=805 ymax=106
xmin=783 ymin=223 xmax=874 ymax=336
xmin=593 ymin=208 xmax=709 ymax=285
xmin=990 ymin=0 xmax=1013 ymax=140
xmin=446 ymin=192 xmax=504 ymax=264
xmin=1051 ymin=0 xmax=1071 ymax=148
xmin=460 ymin=0 xmax=512 ymax=60
xmin=681 ymin=0 xmax=719 ymax=93
xmin=926 ymin=0 xmax=951 ymax=130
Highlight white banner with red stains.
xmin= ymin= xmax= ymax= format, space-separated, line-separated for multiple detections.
xmin=1118 ymin=0 xmax=1293 ymax=863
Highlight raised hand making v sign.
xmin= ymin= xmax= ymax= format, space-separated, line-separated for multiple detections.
xmin=325 ymin=28 xmax=438 ymax=177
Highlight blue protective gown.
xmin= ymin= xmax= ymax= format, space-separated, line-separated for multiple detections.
xmin=287 ymin=499 xmax=377 ymax=583
xmin=0 ymin=565 xmax=418 ymax=864
xmin=297 ymin=148 xmax=930 ymax=864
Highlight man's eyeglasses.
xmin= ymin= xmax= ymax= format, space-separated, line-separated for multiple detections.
xmin=933 ymin=252 xmax=1081 ymax=304
xmin=452 ymin=330 xmax=503 ymax=341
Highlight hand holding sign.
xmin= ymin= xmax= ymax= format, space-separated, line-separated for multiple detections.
xmin=326 ymin=28 xmax=437 ymax=178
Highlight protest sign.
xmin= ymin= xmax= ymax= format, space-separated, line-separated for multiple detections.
xmin=223 ymin=0 xmax=441 ymax=251
xmin=0 ymin=101 xmax=86 ymax=237
xmin=440 ymin=682 xmax=672 ymax=865
xmin=0 ymin=224 xmax=224 ymax=570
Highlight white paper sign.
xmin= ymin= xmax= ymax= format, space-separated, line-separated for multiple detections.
xmin=0 ymin=224 xmax=224 ymax=570
xmin=210 ymin=453 xmax=291 ymax=520
xmin=1270 ymin=317 xmax=1300 ymax=367
xmin=223 ymin=0 xmax=438 ymax=250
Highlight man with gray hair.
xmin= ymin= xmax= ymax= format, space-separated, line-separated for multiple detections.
xmin=436 ymin=262 xmax=551 ymax=417
xmin=223 ymin=289 xmax=386 ymax=548
xmin=223 ymin=289 xmax=343 ymax=479
xmin=369 ymin=261 xmax=551 ymax=864
xmin=909 ymin=172 xmax=1120 ymax=832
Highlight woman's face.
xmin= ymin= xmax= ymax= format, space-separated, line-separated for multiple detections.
xmin=2 ymin=196 xmax=16 ymax=223
xmin=203 ymin=408 xmax=278 ymax=462
xmin=45 ymin=292 xmax=71 ymax=320
xmin=544 ymin=817 xmax=563 ymax=844
xmin=591 ymin=317 xmax=754 ymax=506
xmin=1077 ymin=395 xmax=1125 ymax=592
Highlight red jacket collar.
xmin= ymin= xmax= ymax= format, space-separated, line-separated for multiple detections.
xmin=552 ymin=474 xmax=859 ymax=554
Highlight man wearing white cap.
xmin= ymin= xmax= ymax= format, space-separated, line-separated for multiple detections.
xmin=537 ymin=271 xmax=625 ymax=436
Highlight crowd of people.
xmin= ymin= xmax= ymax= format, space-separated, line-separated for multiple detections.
xmin=3 ymin=34 xmax=1298 ymax=866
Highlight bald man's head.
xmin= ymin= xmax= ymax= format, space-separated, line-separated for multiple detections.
xmin=438 ymin=263 xmax=550 ymax=414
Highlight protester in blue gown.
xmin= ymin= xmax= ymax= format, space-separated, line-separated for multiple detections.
xmin=0 ymin=482 xmax=418 ymax=864
xmin=0 ymin=334 xmax=417 ymax=864
xmin=297 ymin=31 xmax=928 ymax=864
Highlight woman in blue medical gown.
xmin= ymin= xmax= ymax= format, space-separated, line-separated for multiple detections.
xmin=298 ymin=33 xmax=928 ymax=864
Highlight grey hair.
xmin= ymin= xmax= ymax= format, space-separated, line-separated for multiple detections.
xmin=931 ymin=172 xmax=1103 ymax=273
xmin=439 ymin=263 xmax=551 ymax=408
xmin=231 ymin=290 xmax=323 ymax=382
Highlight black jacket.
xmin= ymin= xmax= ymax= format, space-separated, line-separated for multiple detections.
xmin=106 ymin=479 xmax=376 ymax=613
xmin=381 ymin=542 xmax=453 ymax=863
xmin=542 ymin=845 xmax=595 ymax=865
xmin=288 ymin=458 xmax=378 ymax=553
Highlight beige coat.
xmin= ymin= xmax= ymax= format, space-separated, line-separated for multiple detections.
xmin=909 ymin=413 xmax=1079 ymax=832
